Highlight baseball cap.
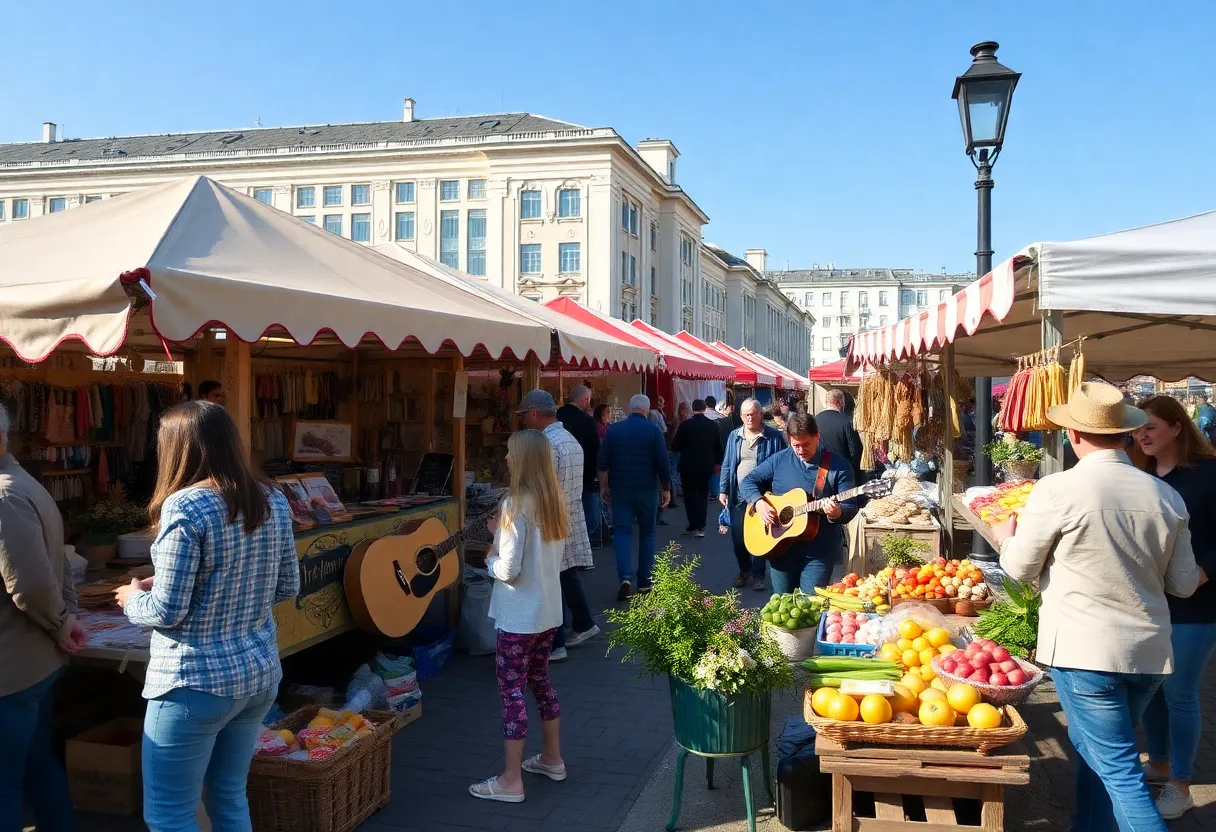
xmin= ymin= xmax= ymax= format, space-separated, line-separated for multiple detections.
xmin=517 ymin=389 xmax=557 ymax=413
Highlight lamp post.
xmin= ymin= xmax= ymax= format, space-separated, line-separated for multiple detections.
xmin=953 ymin=41 xmax=1020 ymax=557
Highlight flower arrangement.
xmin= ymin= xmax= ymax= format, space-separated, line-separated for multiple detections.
xmin=71 ymin=485 xmax=148 ymax=540
xmin=983 ymin=439 xmax=1043 ymax=465
xmin=606 ymin=546 xmax=792 ymax=696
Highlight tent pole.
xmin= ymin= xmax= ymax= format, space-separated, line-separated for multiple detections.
xmin=224 ymin=331 xmax=252 ymax=458
xmin=522 ymin=354 xmax=540 ymax=393
xmin=940 ymin=343 xmax=956 ymax=556
xmin=1041 ymin=310 xmax=1065 ymax=475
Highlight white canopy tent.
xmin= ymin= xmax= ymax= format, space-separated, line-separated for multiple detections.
xmin=848 ymin=211 xmax=1216 ymax=382
xmin=0 ymin=176 xmax=654 ymax=371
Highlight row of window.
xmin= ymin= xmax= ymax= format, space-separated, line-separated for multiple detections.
xmin=680 ymin=235 xmax=696 ymax=267
xmin=620 ymin=252 xmax=637 ymax=285
xmin=0 ymin=194 xmax=107 ymax=220
xmin=520 ymin=242 xmax=582 ymax=275
xmin=521 ymin=188 xmax=582 ymax=220
xmin=266 ymin=180 xmax=493 ymax=211
xmin=804 ymin=288 xmax=950 ymax=308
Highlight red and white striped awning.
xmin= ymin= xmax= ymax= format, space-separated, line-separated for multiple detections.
xmin=846 ymin=255 xmax=1027 ymax=369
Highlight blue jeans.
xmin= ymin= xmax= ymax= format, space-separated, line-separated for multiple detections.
xmin=143 ymin=686 xmax=277 ymax=832
xmin=767 ymin=554 xmax=833 ymax=596
xmin=612 ymin=488 xmax=658 ymax=589
xmin=1143 ymin=621 xmax=1216 ymax=780
xmin=708 ymin=470 xmax=719 ymax=499
xmin=0 ymin=667 xmax=75 ymax=832
xmin=1052 ymin=666 xmax=1166 ymax=832
xmin=582 ymin=491 xmax=602 ymax=545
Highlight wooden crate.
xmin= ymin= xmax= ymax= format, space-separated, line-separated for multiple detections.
xmin=816 ymin=736 xmax=1029 ymax=832
xmin=853 ymin=517 xmax=943 ymax=576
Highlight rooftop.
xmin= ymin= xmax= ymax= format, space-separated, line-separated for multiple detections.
xmin=0 ymin=112 xmax=597 ymax=166
xmin=703 ymin=242 xmax=752 ymax=270
xmin=768 ymin=267 xmax=976 ymax=285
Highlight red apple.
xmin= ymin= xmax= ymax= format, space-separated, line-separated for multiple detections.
xmin=971 ymin=669 xmax=990 ymax=684
xmin=999 ymin=660 xmax=1018 ymax=674
xmin=977 ymin=651 xmax=993 ymax=665
xmin=991 ymin=646 xmax=1011 ymax=663
xmin=990 ymin=672 xmax=1009 ymax=686
xmin=1007 ymin=669 xmax=1027 ymax=686
xmin=969 ymin=657 xmax=987 ymax=671
xmin=989 ymin=663 xmax=1004 ymax=676
xmin=941 ymin=658 xmax=957 ymax=674
xmin=954 ymin=665 xmax=974 ymax=679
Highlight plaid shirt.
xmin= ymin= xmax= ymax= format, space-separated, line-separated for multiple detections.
xmin=125 ymin=487 xmax=299 ymax=699
xmin=544 ymin=422 xmax=593 ymax=570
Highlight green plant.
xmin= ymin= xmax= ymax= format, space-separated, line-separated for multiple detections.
xmin=973 ymin=578 xmax=1041 ymax=658
xmin=606 ymin=545 xmax=792 ymax=695
xmin=71 ymin=496 xmax=148 ymax=538
xmin=984 ymin=439 xmax=1043 ymax=465
xmin=879 ymin=534 xmax=930 ymax=567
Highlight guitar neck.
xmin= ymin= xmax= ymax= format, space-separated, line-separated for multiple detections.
xmin=793 ymin=484 xmax=869 ymax=518
xmin=435 ymin=497 xmax=505 ymax=556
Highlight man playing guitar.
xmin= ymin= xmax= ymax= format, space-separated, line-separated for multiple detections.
xmin=739 ymin=412 xmax=858 ymax=593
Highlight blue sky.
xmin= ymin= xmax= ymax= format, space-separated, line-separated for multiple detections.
xmin=3 ymin=1 xmax=1213 ymax=274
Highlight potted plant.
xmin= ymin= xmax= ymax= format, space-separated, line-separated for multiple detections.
xmin=606 ymin=547 xmax=792 ymax=755
xmin=983 ymin=439 xmax=1044 ymax=482
xmin=71 ymin=489 xmax=148 ymax=569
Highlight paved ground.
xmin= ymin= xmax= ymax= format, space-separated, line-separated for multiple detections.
xmin=64 ymin=497 xmax=1216 ymax=832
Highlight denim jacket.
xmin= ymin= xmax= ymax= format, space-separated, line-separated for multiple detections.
xmin=719 ymin=424 xmax=787 ymax=508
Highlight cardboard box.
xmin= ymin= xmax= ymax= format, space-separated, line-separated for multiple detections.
xmin=398 ymin=701 xmax=422 ymax=729
xmin=66 ymin=718 xmax=143 ymax=815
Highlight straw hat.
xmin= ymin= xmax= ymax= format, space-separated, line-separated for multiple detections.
xmin=1047 ymin=381 xmax=1147 ymax=434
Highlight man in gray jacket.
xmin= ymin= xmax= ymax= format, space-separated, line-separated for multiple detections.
xmin=0 ymin=405 xmax=88 ymax=827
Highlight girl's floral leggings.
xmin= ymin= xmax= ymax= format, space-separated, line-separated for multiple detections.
xmin=496 ymin=629 xmax=560 ymax=740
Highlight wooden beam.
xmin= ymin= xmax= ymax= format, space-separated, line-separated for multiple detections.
xmin=1041 ymin=310 xmax=1064 ymax=476
xmin=940 ymin=343 xmax=955 ymax=555
xmin=522 ymin=353 xmax=541 ymax=392
xmin=224 ymin=332 xmax=252 ymax=456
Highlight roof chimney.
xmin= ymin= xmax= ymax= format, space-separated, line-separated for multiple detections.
xmin=42 ymin=122 xmax=56 ymax=143
xmin=403 ymin=98 xmax=416 ymax=123
xmin=745 ymin=248 xmax=768 ymax=273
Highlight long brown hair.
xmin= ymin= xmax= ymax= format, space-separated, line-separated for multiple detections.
xmin=1132 ymin=395 xmax=1216 ymax=470
xmin=503 ymin=429 xmax=568 ymax=543
xmin=149 ymin=401 xmax=271 ymax=533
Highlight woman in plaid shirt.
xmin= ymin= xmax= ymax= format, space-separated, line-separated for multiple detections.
xmin=115 ymin=402 xmax=299 ymax=831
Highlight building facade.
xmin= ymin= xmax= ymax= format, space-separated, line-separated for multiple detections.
xmin=767 ymin=266 xmax=974 ymax=366
xmin=0 ymin=102 xmax=709 ymax=335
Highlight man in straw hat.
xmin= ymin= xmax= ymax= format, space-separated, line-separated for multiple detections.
xmin=994 ymin=381 xmax=1207 ymax=832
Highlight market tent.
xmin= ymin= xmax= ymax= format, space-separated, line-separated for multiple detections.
xmin=740 ymin=348 xmax=810 ymax=391
xmin=673 ymin=333 xmax=777 ymax=386
xmin=543 ymin=298 xmax=732 ymax=380
xmin=627 ymin=320 xmax=735 ymax=380
xmin=713 ymin=341 xmax=788 ymax=388
xmin=370 ymin=243 xmax=654 ymax=371
xmin=808 ymin=359 xmax=863 ymax=383
xmin=846 ymin=210 xmax=1216 ymax=381
xmin=0 ymin=175 xmax=653 ymax=370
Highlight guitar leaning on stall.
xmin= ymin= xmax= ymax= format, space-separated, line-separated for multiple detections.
xmin=743 ymin=478 xmax=892 ymax=558
xmin=344 ymin=497 xmax=504 ymax=638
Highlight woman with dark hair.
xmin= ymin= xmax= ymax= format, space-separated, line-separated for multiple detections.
xmin=114 ymin=401 xmax=299 ymax=830
xmin=593 ymin=404 xmax=611 ymax=442
xmin=1133 ymin=395 xmax=1216 ymax=820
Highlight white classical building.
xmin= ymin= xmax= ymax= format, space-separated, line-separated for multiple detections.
xmin=0 ymin=101 xmax=713 ymax=336
xmin=767 ymin=266 xmax=975 ymax=366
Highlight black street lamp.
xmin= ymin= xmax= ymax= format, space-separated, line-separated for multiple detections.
xmin=953 ymin=41 xmax=1019 ymax=557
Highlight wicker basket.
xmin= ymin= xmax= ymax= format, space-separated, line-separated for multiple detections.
xmin=764 ymin=622 xmax=820 ymax=661
xmin=802 ymin=691 xmax=1026 ymax=755
xmin=247 ymin=706 xmax=404 ymax=832
xmin=1001 ymin=460 xmax=1039 ymax=481
xmin=952 ymin=460 xmax=970 ymax=492
xmin=931 ymin=655 xmax=1044 ymax=706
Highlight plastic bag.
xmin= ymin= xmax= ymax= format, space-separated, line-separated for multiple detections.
xmin=345 ymin=664 xmax=389 ymax=712
xmin=875 ymin=602 xmax=963 ymax=647
xmin=459 ymin=567 xmax=497 ymax=656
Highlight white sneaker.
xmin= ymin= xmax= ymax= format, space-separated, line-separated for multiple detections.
xmin=564 ymin=625 xmax=601 ymax=648
xmin=549 ymin=647 xmax=568 ymax=663
xmin=1155 ymin=783 xmax=1194 ymax=820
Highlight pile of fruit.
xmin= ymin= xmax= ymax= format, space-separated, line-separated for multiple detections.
xmin=821 ymin=572 xmax=888 ymax=607
xmin=936 ymin=638 xmax=1030 ymax=687
xmin=807 ymin=678 xmax=1004 ymax=730
xmin=968 ymin=481 xmax=1035 ymax=526
xmin=759 ymin=590 xmax=825 ymax=631
xmin=820 ymin=610 xmax=882 ymax=646
xmin=890 ymin=557 xmax=990 ymax=608
xmin=876 ymin=618 xmax=958 ymax=689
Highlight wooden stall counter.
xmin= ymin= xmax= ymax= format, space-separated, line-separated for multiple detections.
xmin=72 ymin=497 xmax=461 ymax=677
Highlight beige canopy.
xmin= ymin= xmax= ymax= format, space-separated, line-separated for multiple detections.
xmin=0 ymin=176 xmax=654 ymax=370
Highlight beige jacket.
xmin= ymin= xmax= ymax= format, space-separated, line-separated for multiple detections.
xmin=999 ymin=450 xmax=1201 ymax=674
xmin=0 ymin=453 xmax=76 ymax=696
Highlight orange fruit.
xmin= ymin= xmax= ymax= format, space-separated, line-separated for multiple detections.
xmin=918 ymin=688 xmax=947 ymax=703
xmin=946 ymin=683 xmax=982 ymax=715
xmin=827 ymin=694 xmax=860 ymax=722
xmin=889 ymin=684 xmax=918 ymax=714
xmin=898 ymin=620 xmax=923 ymax=640
xmin=919 ymin=648 xmax=939 ymax=668
xmin=931 ymin=677 xmax=950 ymax=693
xmin=811 ymin=687 xmax=839 ymax=718
xmin=901 ymin=673 xmax=927 ymax=695
xmin=911 ymin=637 xmax=930 ymax=652
xmin=896 ymin=638 xmax=914 ymax=652
xmin=902 ymin=649 xmax=921 ymax=668
xmin=918 ymin=699 xmax=957 ymax=727
xmin=967 ymin=703 xmax=1002 ymax=729
xmin=859 ymin=695 xmax=893 ymax=724
xmin=926 ymin=628 xmax=951 ymax=648
xmin=918 ymin=665 xmax=936 ymax=682
xmin=878 ymin=643 xmax=903 ymax=664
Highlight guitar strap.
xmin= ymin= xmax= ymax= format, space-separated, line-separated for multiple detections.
xmin=813 ymin=448 xmax=832 ymax=501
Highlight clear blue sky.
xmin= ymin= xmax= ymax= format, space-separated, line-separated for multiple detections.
xmin=3 ymin=1 xmax=1213 ymax=274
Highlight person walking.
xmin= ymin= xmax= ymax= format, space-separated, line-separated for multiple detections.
xmin=519 ymin=391 xmax=599 ymax=663
xmin=0 ymin=405 xmax=88 ymax=832
xmin=668 ymin=402 xmax=692 ymax=510
xmin=557 ymin=385 xmax=601 ymax=545
xmin=114 ymin=401 xmax=299 ymax=831
xmin=994 ymin=382 xmax=1204 ymax=832
xmin=598 ymin=394 xmax=672 ymax=600
xmin=593 ymin=404 xmax=611 ymax=442
xmin=739 ymin=412 xmax=857 ymax=593
xmin=719 ymin=399 xmax=787 ymax=590
xmin=1133 ymin=395 xmax=1216 ymax=819
xmin=816 ymin=389 xmax=863 ymax=482
xmin=648 ymin=397 xmax=668 ymax=436
xmin=671 ymin=400 xmax=722 ymax=539
xmin=704 ymin=396 xmax=724 ymax=501
xmin=471 ymin=429 xmax=567 ymax=803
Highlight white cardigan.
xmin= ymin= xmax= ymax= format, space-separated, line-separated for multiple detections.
xmin=486 ymin=500 xmax=564 ymax=635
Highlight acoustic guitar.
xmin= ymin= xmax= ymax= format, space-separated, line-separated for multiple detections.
xmin=345 ymin=500 xmax=502 ymax=638
xmin=743 ymin=479 xmax=892 ymax=558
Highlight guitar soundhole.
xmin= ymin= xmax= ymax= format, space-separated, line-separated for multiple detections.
xmin=416 ymin=547 xmax=439 ymax=576
xmin=778 ymin=506 xmax=796 ymax=526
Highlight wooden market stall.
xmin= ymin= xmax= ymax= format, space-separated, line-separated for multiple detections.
xmin=673 ymin=331 xmax=776 ymax=409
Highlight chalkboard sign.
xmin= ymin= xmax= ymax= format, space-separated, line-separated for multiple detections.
xmin=411 ymin=452 xmax=455 ymax=496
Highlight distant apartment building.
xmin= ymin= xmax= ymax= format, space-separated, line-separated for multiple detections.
xmin=0 ymin=101 xmax=711 ymax=335
xmin=767 ymin=266 xmax=974 ymax=366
